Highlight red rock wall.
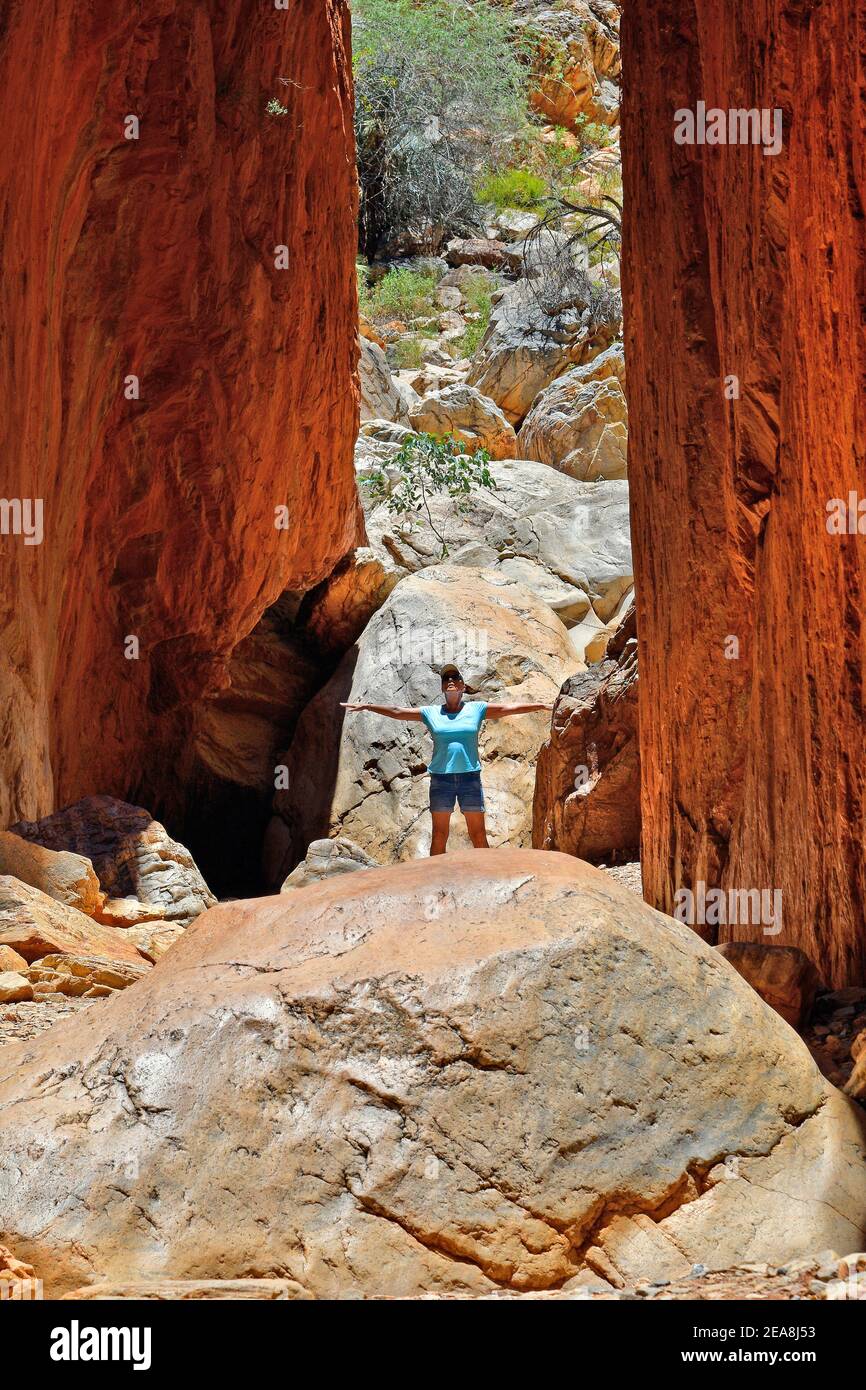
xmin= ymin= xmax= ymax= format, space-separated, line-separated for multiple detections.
xmin=0 ymin=0 xmax=361 ymax=826
xmin=621 ymin=0 xmax=866 ymax=985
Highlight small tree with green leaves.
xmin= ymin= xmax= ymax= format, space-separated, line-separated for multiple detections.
xmin=352 ymin=0 xmax=527 ymax=259
xmin=361 ymin=432 xmax=497 ymax=557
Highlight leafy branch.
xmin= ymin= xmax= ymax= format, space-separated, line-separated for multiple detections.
xmin=361 ymin=432 xmax=496 ymax=557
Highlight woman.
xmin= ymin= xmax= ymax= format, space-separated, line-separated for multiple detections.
xmin=340 ymin=663 xmax=552 ymax=855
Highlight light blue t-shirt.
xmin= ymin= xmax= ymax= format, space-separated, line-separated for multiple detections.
xmin=421 ymin=701 xmax=487 ymax=774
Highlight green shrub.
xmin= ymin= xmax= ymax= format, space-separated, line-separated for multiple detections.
xmin=452 ymin=318 xmax=488 ymax=361
xmin=450 ymin=273 xmax=493 ymax=360
xmin=391 ymin=337 xmax=427 ymax=370
xmin=461 ymin=273 xmax=495 ymax=318
xmin=369 ymin=268 xmax=439 ymax=321
xmin=476 ymin=168 xmax=547 ymax=211
xmin=353 ymin=0 xmax=527 ymax=258
xmin=572 ymin=112 xmax=613 ymax=156
xmin=360 ymin=432 xmax=497 ymax=556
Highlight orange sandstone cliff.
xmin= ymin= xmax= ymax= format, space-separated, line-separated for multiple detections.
xmin=621 ymin=0 xmax=866 ymax=985
xmin=0 ymin=0 xmax=361 ymax=827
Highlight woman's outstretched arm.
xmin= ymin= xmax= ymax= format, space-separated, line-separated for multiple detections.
xmin=340 ymin=702 xmax=424 ymax=722
xmin=485 ymin=702 xmax=554 ymax=720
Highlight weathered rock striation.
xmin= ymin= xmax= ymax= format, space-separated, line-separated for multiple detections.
xmin=621 ymin=0 xmax=866 ymax=984
xmin=1 ymin=851 xmax=863 ymax=1298
xmin=0 ymin=0 xmax=361 ymax=829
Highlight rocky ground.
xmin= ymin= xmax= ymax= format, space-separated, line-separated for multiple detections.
xmin=468 ymin=1256 xmax=866 ymax=1301
xmin=598 ymin=858 xmax=642 ymax=895
xmin=0 ymin=995 xmax=97 ymax=1048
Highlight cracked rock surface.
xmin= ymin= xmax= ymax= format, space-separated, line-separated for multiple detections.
xmin=0 ymin=849 xmax=863 ymax=1298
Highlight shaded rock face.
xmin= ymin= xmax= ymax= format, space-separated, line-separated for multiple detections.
xmin=0 ymin=0 xmax=360 ymax=829
xmin=533 ymin=605 xmax=639 ymax=861
xmin=11 ymin=797 xmax=215 ymax=927
xmin=276 ymin=567 xmax=580 ymax=863
xmin=185 ymin=609 xmax=329 ymax=894
xmin=715 ymin=943 xmax=821 ymax=1031
xmin=296 ymin=547 xmax=397 ymax=661
xmin=192 ymin=625 xmax=322 ymax=792
xmin=621 ymin=1 xmax=866 ymax=985
xmin=1 ymin=850 xmax=863 ymax=1298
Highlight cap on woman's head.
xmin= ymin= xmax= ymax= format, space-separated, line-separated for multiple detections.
xmin=440 ymin=663 xmax=463 ymax=683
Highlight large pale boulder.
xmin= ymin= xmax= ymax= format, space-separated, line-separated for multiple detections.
xmin=533 ymin=606 xmax=639 ymax=861
xmin=573 ymin=339 xmax=626 ymax=388
xmin=0 ymin=832 xmax=102 ymax=916
xmin=466 ymin=280 xmax=615 ymax=425
xmin=0 ymin=945 xmax=28 ymax=973
xmin=10 ymin=797 xmax=215 ymax=928
xmin=406 ymin=361 xmax=467 ymax=397
xmin=0 ymin=878 xmax=145 ymax=966
xmin=1 ymin=850 xmax=863 ymax=1299
xmin=362 ymin=458 xmax=632 ymax=630
xmin=517 ymin=357 xmax=628 ymax=481
xmin=276 ymin=567 xmax=579 ymax=863
xmin=409 ymin=385 xmax=518 ymax=459
xmin=359 ymin=338 xmax=410 ymax=424
xmin=488 ymin=208 xmax=541 ymax=243
xmin=0 ymin=971 xmax=32 ymax=1003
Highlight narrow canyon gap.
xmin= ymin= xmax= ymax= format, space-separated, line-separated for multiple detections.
xmin=621 ymin=0 xmax=866 ymax=985
xmin=0 ymin=0 xmax=361 ymax=828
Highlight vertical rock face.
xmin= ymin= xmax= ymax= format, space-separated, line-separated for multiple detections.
xmin=533 ymin=605 xmax=639 ymax=861
xmin=0 ymin=0 xmax=361 ymax=827
xmin=621 ymin=1 xmax=866 ymax=985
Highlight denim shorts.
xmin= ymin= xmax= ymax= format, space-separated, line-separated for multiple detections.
xmin=429 ymin=771 xmax=486 ymax=813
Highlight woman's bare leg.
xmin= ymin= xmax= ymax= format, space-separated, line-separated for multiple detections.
xmin=430 ymin=810 xmax=452 ymax=855
xmin=464 ymin=811 xmax=489 ymax=848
